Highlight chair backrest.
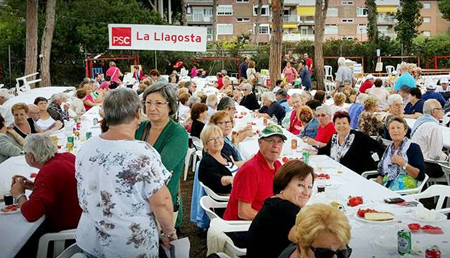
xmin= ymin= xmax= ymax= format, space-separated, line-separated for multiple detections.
xmin=200 ymin=181 xmax=230 ymax=202
xmin=405 ymin=184 xmax=450 ymax=210
xmin=396 ymin=174 xmax=429 ymax=195
xmin=200 ymin=195 xmax=228 ymax=220
xmin=386 ymin=65 xmax=395 ymax=74
xmin=192 ymin=136 xmax=204 ymax=150
xmin=324 ymin=65 xmax=332 ymax=76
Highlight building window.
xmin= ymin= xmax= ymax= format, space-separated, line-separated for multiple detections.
xmin=423 ymin=17 xmax=431 ymax=23
xmin=236 ymin=0 xmax=249 ymax=2
xmin=341 ymin=19 xmax=354 ymax=23
xmin=357 ymin=7 xmax=368 ymax=17
xmin=253 ymin=5 xmax=270 ymax=16
xmin=423 ymin=31 xmax=431 ymax=37
xmin=236 ymin=18 xmax=250 ymax=22
xmin=217 ymin=5 xmax=233 ymax=16
xmin=217 ymin=24 xmax=233 ymax=35
xmin=357 ymin=24 xmax=367 ymax=34
xmin=254 ymin=24 xmax=270 ymax=34
xmin=423 ymin=3 xmax=431 ymax=9
xmin=325 ymin=24 xmax=338 ymax=35
xmin=341 ymin=1 xmax=354 ymax=5
xmin=327 ymin=7 xmax=338 ymax=17
xmin=342 ymin=36 xmax=354 ymax=40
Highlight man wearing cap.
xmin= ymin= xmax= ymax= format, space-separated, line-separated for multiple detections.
xmin=223 ymin=125 xmax=285 ymax=220
xmin=436 ymin=78 xmax=450 ymax=93
xmin=359 ymin=74 xmax=375 ymax=93
xmin=422 ymin=83 xmax=446 ymax=107
xmin=276 ymin=89 xmax=290 ymax=112
xmin=411 ymin=99 xmax=447 ymax=178
xmin=298 ymin=60 xmax=311 ymax=90
xmin=394 ymin=63 xmax=416 ymax=92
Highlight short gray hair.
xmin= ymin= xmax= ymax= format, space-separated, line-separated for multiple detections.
xmin=243 ymin=83 xmax=253 ymax=92
xmin=338 ymin=57 xmax=346 ymax=66
xmin=0 ymin=90 xmax=11 ymax=100
xmin=103 ymin=89 xmax=140 ymax=126
xmin=290 ymin=93 xmax=301 ymax=99
xmin=301 ymin=91 xmax=312 ymax=101
xmin=217 ymin=96 xmax=235 ymax=110
xmin=355 ymin=93 xmax=368 ymax=104
xmin=188 ymin=95 xmax=201 ymax=108
xmin=316 ymin=105 xmax=332 ymax=116
xmin=261 ymin=92 xmax=276 ymax=103
xmin=206 ymin=94 xmax=218 ymax=107
xmin=50 ymin=93 xmax=66 ymax=104
xmin=142 ymin=82 xmax=178 ymax=117
xmin=387 ymin=94 xmax=403 ymax=106
xmin=24 ymin=134 xmax=57 ymax=163
xmin=423 ymin=99 xmax=441 ymax=115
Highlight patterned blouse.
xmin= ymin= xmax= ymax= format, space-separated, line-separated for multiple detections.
xmin=75 ymin=136 xmax=171 ymax=258
xmin=358 ymin=111 xmax=384 ymax=137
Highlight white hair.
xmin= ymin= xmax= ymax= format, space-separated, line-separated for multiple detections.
xmin=206 ymin=94 xmax=218 ymax=107
xmin=290 ymin=93 xmax=301 ymax=99
xmin=24 ymin=134 xmax=57 ymax=163
xmin=423 ymin=99 xmax=441 ymax=115
xmin=243 ymin=83 xmax=253 ymax=92
xmin=387 ymin=94 xmax=403 ymax=106
xmin=338 ymin=57 xmax=346 ymax=66
xmin=0 ymin=90 xmax=11 ymax=100
xmin=355 ymin=93 xmax=368 ymax=104
xmin=316 ymin=105 xmax=332 ymax=116
xmin=50 ymin=93 xmax=66 ymax=103
xmin=262 ymin=92 xmax=276 ymax=103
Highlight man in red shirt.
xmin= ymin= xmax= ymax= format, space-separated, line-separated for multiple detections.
xmin=10 ymin=134 xmax=81 ymax=232
xmin=359 ymin=74 xmax=375 ymax=93
xmin=304 ymin=53 xmax=314 ymax=74
xmin=223 ymin=125 xmax=285 ymax=220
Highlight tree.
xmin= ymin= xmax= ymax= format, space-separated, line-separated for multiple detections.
xmin=365 ymin=0 xmax=378 ymax=45
xmin=254 ymin=0 xmax=262 ymax=45
xmin=25 ymin=0 xmax=38 ymax=85
xmin=40 ymin=0 xmax=56 ymax=87
xmin=314 ymin=0 xmax=329 ymax=91
xmin=439 ymin=0 xmax=450 ymax=22
xmin=394 ymin=0 xmax=423 ymax=54
xmin=269 ymin=0 xmax=283 ymax=90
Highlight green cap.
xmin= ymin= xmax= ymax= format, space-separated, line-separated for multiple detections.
xmin=259 ymin=125 xmax=287 ymax=141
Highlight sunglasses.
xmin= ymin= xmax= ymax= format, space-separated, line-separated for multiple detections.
xmin=310 ymin=245 xmax=352 ymax=258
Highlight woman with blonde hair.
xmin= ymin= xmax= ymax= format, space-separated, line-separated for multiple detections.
xmin=358 ymin=96 xmax=384 ymax=137
xmin=279 ymin=203 xmax=352 ymax=258
xmin=330 ymin=92 xmax=346 ymax=118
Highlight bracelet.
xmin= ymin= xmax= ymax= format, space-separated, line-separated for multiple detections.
xmin=161 ymin=229 xmax=177 ymax=238
xmin=15 ymin=194 xmax=26 ymax=204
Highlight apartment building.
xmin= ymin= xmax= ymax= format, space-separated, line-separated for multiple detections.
xmin=419 ymin=1 xmax=449 ymax=37
xmin=185 ymin=0 xmax=215 ymax=41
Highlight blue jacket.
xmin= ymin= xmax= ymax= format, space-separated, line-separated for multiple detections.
xmin=299 ymin=118 xmax=319 ymax=138
xmin=422 ymin=92 xmax=446 ymax=107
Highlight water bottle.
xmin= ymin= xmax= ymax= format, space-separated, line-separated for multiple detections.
xmin=271 ymin=115 xmax=278 ymax=125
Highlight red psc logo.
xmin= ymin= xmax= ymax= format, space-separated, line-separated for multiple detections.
xmin=111 ymin=27 xmax=131 ymax=46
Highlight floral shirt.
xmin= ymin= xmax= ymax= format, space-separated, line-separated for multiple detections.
xmin=358 ymin=111 xmax=384 ymax=137
xmin=75 ymin=136 xmax=171 ymax=258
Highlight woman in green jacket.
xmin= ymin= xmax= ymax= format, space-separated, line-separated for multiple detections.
xmin=136 ymin=82 xmax=189 ymax=228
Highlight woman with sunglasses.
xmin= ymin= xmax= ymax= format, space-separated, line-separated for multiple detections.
xmin=240 ymin=83 xmax=260 ymax=110
xmin=279 ymin=203 xmax=352 ymax=258
xmin=135 ymin=82 xmax=189 ymax=229
xmin=198 ymin=125 xmax=238 ymax=194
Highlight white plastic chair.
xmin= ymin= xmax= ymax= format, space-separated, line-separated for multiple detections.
xmin=324 ymin=80 xmax=336 ymax=93
xmin=385 ymin=65 xmax=395 ymax=74
xmin=200 ymin=181 xmax=230 ymax=202
xmin=183 ymin=147 xmax=196 ymax=181
xmin=15 ymin=72 xmax=41 ymax=95
xmin=208 ymin=218 xmax=250 ymax=257
xmin=324 ymin=65 xmax=333 ymax=81
xmin=424 ymin=159 xmax=450 ymax=186
xmin=403 ymin=184 xmax=450 ymax=214
xmin=200 ymin=196 xmax=250 ymax=225
xmin=361 ymin=171 xmax=429 ymax=195
xmin=192 ymin=136 xmax=204 ymax=151
xmin=37 ymin=229 xmax=76 ymax=258
xmin=56 ymin=243 xmax=86 ymax=258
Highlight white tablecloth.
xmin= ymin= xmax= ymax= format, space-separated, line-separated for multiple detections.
xmin=405 ymin=118 xmax=450 ymax=149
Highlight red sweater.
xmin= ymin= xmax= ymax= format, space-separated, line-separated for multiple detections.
xmin=21 ymin=153 xmax=81 ymax=232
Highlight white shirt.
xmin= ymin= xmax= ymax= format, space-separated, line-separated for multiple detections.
xmin=411 ymin=119 xmax=447 ymax=161
xmin=178 ymin=104 xmax=190 ymax=122
xmin=436 ymin=85 xmax=450 ymax=93
xmin=70 ymin=98 xmax=86 ymax=116
xmin=36 ymin=116 xmax=56 ymax=130
xmin=75 ymin=136 xmax=171 ymax=257
xmin=366 ymin=87 xmax=390 ymax=110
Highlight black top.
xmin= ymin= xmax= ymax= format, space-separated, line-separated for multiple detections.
xmin=198 ymin=152 xmax=233 ymax=194
xmin=318 ymin=130 xmax=385 ymax=174
xmin=13 ymin=118 xmax=37 ymax=138
xmin=259 ymin=102 xmax=286 ymax=125
xmin=240 ymin=93 xmax=260 ymax=110
xmin=190 ymin=119 xmax=205 ymax=138
xmin=221 ymin=140 xmax=241 ymax=161
xmin=247 ymin=198 xmax=300 ymax=258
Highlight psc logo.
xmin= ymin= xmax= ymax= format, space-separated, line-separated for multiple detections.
xmin=111 ymin=27 xmax=131 ymax=46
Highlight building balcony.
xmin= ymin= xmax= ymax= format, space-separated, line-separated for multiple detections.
xmin=185 ymin=0 xmax=213 ymax=5
xmin=186 ymin=14 xmax=213 ymax=23
xmin=284 ymin=0 xmax=300 ymax=6
xmin=283 ymin=33 xmax=314 ymax=41
xmin=377 ymin=16 xmax=396 ymax=24
xmin=283 ymin=15 xmax=299 ymax=23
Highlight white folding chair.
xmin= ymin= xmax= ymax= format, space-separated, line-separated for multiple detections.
xmin=37 ymin=229 xmax=76 ymax=258
xmin=324 ymin=65 xmax=333 ymax=81
xmin=362 ymin=171 xmax=429 ymax=195
xmin=385 ymin=65 xmax=395 ymax=74
xmin=403 ymin=184 xmax=450 ymax=214
xmin=56 ymin=243 xmax=86 ymax=258
xmin=200 ymin=181 xmax=230 ymax=202
xmin=15 ymin=72 xmax=41 ymax=95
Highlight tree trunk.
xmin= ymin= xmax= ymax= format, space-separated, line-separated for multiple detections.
xmin=269 ymin=0 xmax=283 ymax=90
xmin=25 ymin=0 xmax=38 ymax=87
xmin=254 ymin=0 xmax=262 ymax=45
xmin=314 ymin=0 xmax=329 ymax=91
xmin=181 ymin=0 xmax=186 ymax=25
xmin=40 ymin=0 xmax=57 ymax=87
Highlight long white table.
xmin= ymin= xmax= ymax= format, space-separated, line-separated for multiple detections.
xmin=405 ymin=118 xmax=450 ymax=149
xmin=0 ymin=105 xmax=101 ymax=257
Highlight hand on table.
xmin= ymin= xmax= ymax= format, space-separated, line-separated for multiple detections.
xmin=302 ymin=137 xmax=317 ymax=146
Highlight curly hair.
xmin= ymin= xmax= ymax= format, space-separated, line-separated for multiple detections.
xmin=363 ymin=96 xmax=378 ymax=111
xmin=297 ymin=106 xmax=314 ymax=123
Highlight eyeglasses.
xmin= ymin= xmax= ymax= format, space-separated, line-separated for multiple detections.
xmin=433 ymin=108 xmax=444 ymax=111
xmin=310 ymin=245 xmax=352 ymax=258
xmin=263 ymin=138 xmax=284 ymax=145
xmin=207 ymin=136 xmax=223 ymax=143
xmin=144 ymin=100 xmax=168 ymax=108
xmin=217 ymin=121 xmax=232 ymax=126
xmin=317 ymin=114 xmax=328 ymax=117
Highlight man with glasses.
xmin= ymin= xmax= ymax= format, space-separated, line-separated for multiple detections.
xmin=224 ymin=125 xmax=286 ymax=221
xmin=240 ymin=83 xmax=260 ymax=110
xmin=411 ymin=99 xmax=447 ymax=178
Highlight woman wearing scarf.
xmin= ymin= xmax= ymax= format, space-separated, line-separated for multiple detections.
xmin=318 ymin=111 xmax=385 ymax=174
xmin=377 ymin=116 xmax=426 ymax=190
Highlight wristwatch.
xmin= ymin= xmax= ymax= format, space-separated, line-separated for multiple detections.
xmin=402 ymin=163 xmax=408 ymax=170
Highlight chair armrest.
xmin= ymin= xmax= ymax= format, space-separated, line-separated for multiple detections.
xmin=361 ymin=170 xmax=378 ymax=179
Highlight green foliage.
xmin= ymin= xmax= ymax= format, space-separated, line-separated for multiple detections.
xmin=439 ymin=0 xmax=450 ymax=22
xmin=394 ymin=0 xmax=423 ymax=54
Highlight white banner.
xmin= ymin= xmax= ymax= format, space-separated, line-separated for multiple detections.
xmin=108 ymin=24 xmax=207 ymax=52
